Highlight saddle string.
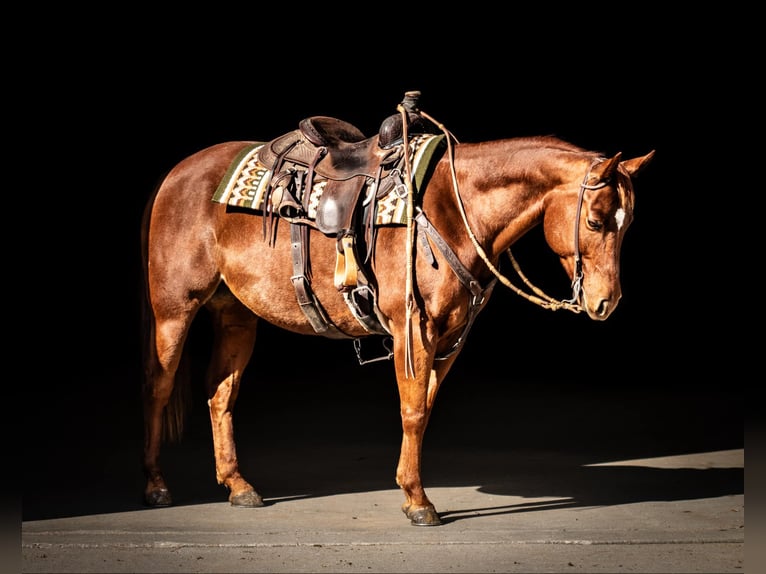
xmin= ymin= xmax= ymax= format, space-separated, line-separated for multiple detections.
xmin=399 ymin=102 xmax=416 ymax=379
xmin=420 ymin=109 xmax=591 ymax=314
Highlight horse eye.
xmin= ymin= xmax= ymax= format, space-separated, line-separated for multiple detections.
xmin=586 ymin=219 xmax=603 ymax=231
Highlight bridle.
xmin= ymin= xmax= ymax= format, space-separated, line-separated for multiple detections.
xmin=395 ymin=106 xmax=612 ymax=373
xmin=560 ymin=160 xmax=609 ymax=308
xmin=432 ymin=119 xmax=609 ymax=314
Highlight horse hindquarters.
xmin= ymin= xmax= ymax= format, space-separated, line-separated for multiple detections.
xmin=141 ymin=142 xmax=266 ymax=508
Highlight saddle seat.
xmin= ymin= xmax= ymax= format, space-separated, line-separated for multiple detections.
xmin=300 ymin=115 xmax=367 ymax=145
xmin=259 ymin=116 xmax=401 ymax=183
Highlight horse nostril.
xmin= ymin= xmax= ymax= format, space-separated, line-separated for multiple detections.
xmin=597 ymin=299 xmax=610 ymax=317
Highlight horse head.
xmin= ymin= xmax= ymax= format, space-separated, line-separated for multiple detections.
xmin=543 ymin=150 xmax=655 ymax=320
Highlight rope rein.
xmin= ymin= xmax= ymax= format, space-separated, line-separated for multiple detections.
xmin=397 ymin=102 xmax=602 ymax=376
xmin=419 ymin=109 xmax=593 ymax=314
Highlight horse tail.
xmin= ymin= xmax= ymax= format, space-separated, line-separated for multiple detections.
xmin=164 ymin=347 xmax=192 ymax=444
xmin=140 ymin=172 xmax=191 ymax=444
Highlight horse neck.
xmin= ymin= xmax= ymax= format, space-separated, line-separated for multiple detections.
xmin=423 ymin=138 xmax=594 ymax=269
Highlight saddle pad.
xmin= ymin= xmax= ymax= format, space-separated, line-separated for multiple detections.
xmin=212 ymin=134 xmax=445 ymax=226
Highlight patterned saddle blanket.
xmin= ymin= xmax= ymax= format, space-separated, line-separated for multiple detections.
xmin=211 ymin=134 xmax=446 ymax=227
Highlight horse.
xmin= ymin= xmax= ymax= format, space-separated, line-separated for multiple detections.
xmin=140 ymin=96 xmax=654 ymax=526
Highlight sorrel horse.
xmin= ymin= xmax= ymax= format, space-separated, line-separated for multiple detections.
xmin=141 ymin=94 xmax=654 ymax=526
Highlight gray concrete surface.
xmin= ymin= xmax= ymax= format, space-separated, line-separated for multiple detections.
xmin=23 ymin=449 xmax=743 ymax=573
xmin=22 ymin=375 xmax=744 ymax=572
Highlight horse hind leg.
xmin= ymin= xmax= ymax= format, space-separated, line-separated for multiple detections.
xmin=143 ymin=315 xmax=196 ymax=507
xmin=204 ymin=291 xmax=263 ymax=507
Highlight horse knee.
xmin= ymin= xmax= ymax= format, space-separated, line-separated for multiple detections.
xmin=399 ymin=406 xmax=427 ymax=434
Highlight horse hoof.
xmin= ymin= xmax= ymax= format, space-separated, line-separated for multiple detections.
xmin=144 ymin=488 xmax=172 ymax=507
xmin=407 ymin=507 xmax=442 ymax=526
xmin=230 ymin=490 xmax=264 ymax=507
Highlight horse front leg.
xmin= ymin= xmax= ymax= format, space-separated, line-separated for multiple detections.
xmin=393 ymin=328 xmax=455 ymax=526
xmin=205 ymin=297 xmax=263 ymax=507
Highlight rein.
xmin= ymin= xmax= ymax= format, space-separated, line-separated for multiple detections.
xmin=419 ymin=110 xmax=605 ymax=314
xmin=394 ymin=103 xmax=606 ymax=374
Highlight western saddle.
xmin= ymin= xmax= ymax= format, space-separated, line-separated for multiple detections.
xmin=256 ymin=91 xmax=443 ymax=343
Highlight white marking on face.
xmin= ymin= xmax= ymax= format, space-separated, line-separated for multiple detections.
xmin=615 ymin=208 xmax=626 ymax=230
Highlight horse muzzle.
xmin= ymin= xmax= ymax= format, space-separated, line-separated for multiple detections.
xmin=581 ymin=292 xmax=621 ymax=321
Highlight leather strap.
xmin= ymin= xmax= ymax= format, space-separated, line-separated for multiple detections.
xmin=289 ymin=223 xmax=348 ymax=338
xmin=415 ymin=208 xmax=496 ymax=359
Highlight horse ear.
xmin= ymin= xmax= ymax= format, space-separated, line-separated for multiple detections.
xmin=591 ymin=152 xmax=623 ymax=182
xmin=619 ymin=150 xmax=656 ymax=177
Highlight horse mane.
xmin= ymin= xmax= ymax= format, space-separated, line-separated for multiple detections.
xmin=518 ymin=134 xmax=606 ymax=157
xmin=524 ymin=136 xmax=635 ymax=213
xmin=457 ymin=135 xmax=600 ymax=193
xmin=465 ymin=134 xmax=598 ymax=158
xmin=524 ymin=134 xmax=585 ymax=150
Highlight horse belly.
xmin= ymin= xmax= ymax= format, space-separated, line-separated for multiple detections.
xmin=214 ymin=214 xmax=374 ymax=337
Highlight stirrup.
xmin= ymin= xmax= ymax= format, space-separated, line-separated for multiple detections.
xmin=334 ymin=234 xmax=358 ymax=290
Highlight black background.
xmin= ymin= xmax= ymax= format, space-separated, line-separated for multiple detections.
xmin=41 ymin=18 xmax=736 ymax=386
xmin=25 ymin=9 xmax=747 ymax=523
